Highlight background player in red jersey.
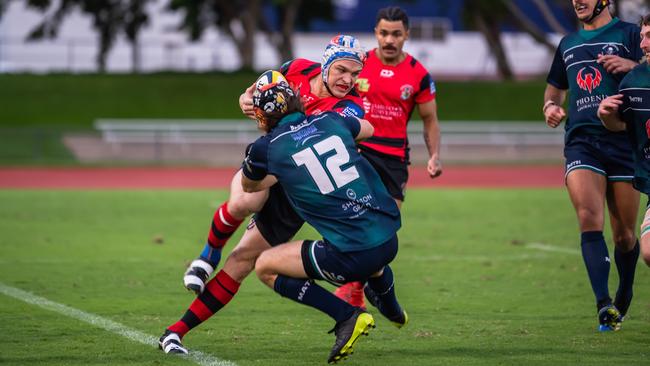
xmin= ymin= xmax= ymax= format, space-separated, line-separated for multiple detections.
xmin=334 ymin=6 xmax=443 ymax=308
xmin=159 ymin=36 xmax=367 ymax=355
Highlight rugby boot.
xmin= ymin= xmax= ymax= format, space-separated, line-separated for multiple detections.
xmin=159 ymin=330 xmax=188 ymax=354
xmin=183 ymin=258 xmax=214 ymax=295
xmin=327 ymin=308 xmax=374 ymax=363
xmin=598 ymin=304 xmax=622 ymax=332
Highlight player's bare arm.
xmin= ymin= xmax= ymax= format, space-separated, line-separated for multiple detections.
xmin=543 ymin=84 xmax=567 ymax=128
xmin=241 ymin=174 xmax=278 ymax=193
xmin=418 ymin=99 xmax=442 ymax=178
xmin=598 ymin=94 xmax=626 ymax=132
xmin=355 ymin=118 xmax=375 ymax=141
xmin=597 ymin=54 xmax=639 ymax=74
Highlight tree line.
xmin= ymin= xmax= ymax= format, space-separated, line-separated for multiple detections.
xmin=0 ymin=0 xmax=629 ymax=79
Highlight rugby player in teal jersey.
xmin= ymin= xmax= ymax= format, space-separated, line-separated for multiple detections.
xmin=599 ymin=14 xmax=650 ymax=268
xmin=241 ymin=73 xmax=405 ymax=363
xmin=543 ymin=0 xmax=644 ymax=331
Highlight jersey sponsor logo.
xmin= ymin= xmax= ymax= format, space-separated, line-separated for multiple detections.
xmin=601 ymin=43 xmax=620 ymax=56
xmin=564 ymin=53 xmax=574 ymax=63
xmin=629 ymin=95 xmax=643 ymax=103
xmin=362 ymin=97 xmax=371 ymax=113
xmin=380 ymin=69 xmax=394 ymax=78
xmin=646 ymin=119 xmax=650 ymax=139
xmin=341 ymin=104 xmax=363 ymax=117
xmin=576 ymin=66 xmax=602 ymax=93
xmin=575 ymin=93 xmax=607 ymax=112
xmin=400 ymin=84 xmax=414 ymax=100
xmin=430 ymin=80 xmax=436 ymax=95
xmin=566 ymin=160 xmax=582 ymax=169
xmin=297 ymin=280 xmax=312 ymax=301
xmin=356 ymin=78 xmax=370 ymax=92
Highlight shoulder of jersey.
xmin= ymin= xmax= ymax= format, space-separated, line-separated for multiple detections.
xmin=405 ymin=54 xmax=429 ymax=75
xmin=282 ymin=58 xmax=320 ymax=77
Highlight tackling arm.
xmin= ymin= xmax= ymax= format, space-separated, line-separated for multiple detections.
xmin=241 ymin=174 xmax=278 ymax=193
xmin=418 ymin=99 xmax=442 ymax=178
xmin=355 ymin=118 xmax=375 ymax=141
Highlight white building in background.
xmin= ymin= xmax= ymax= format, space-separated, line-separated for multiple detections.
xmin=0 ymin=0 xmax=647 ymax=79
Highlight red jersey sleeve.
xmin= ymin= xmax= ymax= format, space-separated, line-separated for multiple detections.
xmin=414 ymin=62 xmax=436 ymax=104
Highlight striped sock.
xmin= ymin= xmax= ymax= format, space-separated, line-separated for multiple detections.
xmin=168 ymin=270 xmax=240 ymax=337
xmin=201 ymin=201 xmax=244 ymax=265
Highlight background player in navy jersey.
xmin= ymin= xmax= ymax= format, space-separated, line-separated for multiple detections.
xmin=241 ymin=72 xmax=405 ymax=364
xmin=335 ymin=5 xmax=443 ymax=308
xmin=543 ymin=0 xmax=643 ymax=331
xmin=159 ymin=37 xmax=368 ymax=354
xmin=598 ymin=13 xmax=650 ymax=267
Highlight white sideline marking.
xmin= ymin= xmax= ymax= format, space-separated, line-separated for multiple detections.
xmin=410 ymin=253 xmax=549 ymax=262
xmin=0 ymin=282 xmax=237 ymax=366
xmin=525 ymin=242 xmax=580 ymax=255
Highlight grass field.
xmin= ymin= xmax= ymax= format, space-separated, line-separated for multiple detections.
xmin=1 ymin=189 xmax=649 ymax=366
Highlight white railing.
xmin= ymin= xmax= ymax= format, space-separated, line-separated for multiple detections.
xmin=95 ymin=118 xmax=564 ymax=147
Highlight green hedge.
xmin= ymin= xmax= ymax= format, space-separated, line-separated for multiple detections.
xmin=0 ymin=73 xmax=547 ymax=127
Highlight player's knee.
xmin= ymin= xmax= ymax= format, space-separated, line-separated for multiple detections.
xmin=227 ymin=196 xmax=253 ymax=218
xmin=612 ymin=231 xmax=636 ymax=251
xmin=575 ymin=207 xmax=602 ymax=229
xmin=254 ymin=252 xmax=273 ymax=281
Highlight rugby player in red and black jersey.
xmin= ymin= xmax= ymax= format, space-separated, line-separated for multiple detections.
xmin=159 ymin=35 xmax=369 ymax=355
xmin=335 ymin=6 xmax=443 ymax=309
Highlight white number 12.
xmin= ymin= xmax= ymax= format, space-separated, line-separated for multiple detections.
xmin=291 ymin=135 xmax=360 ymax=194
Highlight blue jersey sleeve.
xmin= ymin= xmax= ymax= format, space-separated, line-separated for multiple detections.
xmin=629 ymin=25 xmax=643 ymax=63
xmin=547 ymin=43 xmax=568 ymax=90
xmin=241 ymin=136 xmax=270 ymax=181
xmin=618 ymin=72 xmax=633 ymax=125
xmin=341 ymin=115 xmax=361 ymax=138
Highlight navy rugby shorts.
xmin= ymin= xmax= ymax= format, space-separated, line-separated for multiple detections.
xmin=300 ymin=234 xmax=398 ymax=285
xmin=564 ymin=133 xmax=634 ymax=181
xmin=252 ymin=183 xmax=305 ymax=246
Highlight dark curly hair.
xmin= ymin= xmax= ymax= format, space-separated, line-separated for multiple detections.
xmin=376 ymin=6 xmax=409 ymax=30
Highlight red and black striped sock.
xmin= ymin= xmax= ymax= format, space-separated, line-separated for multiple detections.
xmin=207 ymin=201 xmax=244 ymax=250
xmin=168 ymin=270 xmax=241 ymax=337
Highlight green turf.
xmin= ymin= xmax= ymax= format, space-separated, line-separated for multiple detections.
xmin=0 ymin=73 xmax=547 ymax=127
xmin=0 ymin=189 xmax=648 ymax=365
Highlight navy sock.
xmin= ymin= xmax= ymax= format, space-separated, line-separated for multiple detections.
xmin=274 ymin=275 xmax=355 ymax=323
xmin=580 ymin=231 xmax=611 ymax=306
xmin=200 ymin=243 xmax=221 ymax=267
xmin=367 ymin=265 xmax=402 ymax=319
xmin=614 ymin=240 xmax=639 ymax=315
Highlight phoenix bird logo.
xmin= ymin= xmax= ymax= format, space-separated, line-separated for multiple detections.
xmin=645 ymin=118 xmax=650 ymax=139
xmin=576 ymin=66 xmax=602 ymax=93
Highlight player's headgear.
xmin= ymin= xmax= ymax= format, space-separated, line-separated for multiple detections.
xmin=586 ymin=0 xmax=610 ymax=23
xmin=252 ymin=70 xmax=300 ymax=129
xmin=321 ymin=35 xmax=366 ymax=86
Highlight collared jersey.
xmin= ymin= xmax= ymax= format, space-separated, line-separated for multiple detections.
xmin=356 ymin=49 xmax=436 ymax=161
xmin=281 ymin=58 xmax=365 ymax=118
xmin=619 ymin=63 xmax=650 ymax=194
xmin=547 ymin=18 xmax=642 ymax=142
xmin=243 ymin=112 xmax=401 ymax=252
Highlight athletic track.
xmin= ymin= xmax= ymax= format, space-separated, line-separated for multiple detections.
xmin=0 ymin=166 xmax=564 ymax=189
